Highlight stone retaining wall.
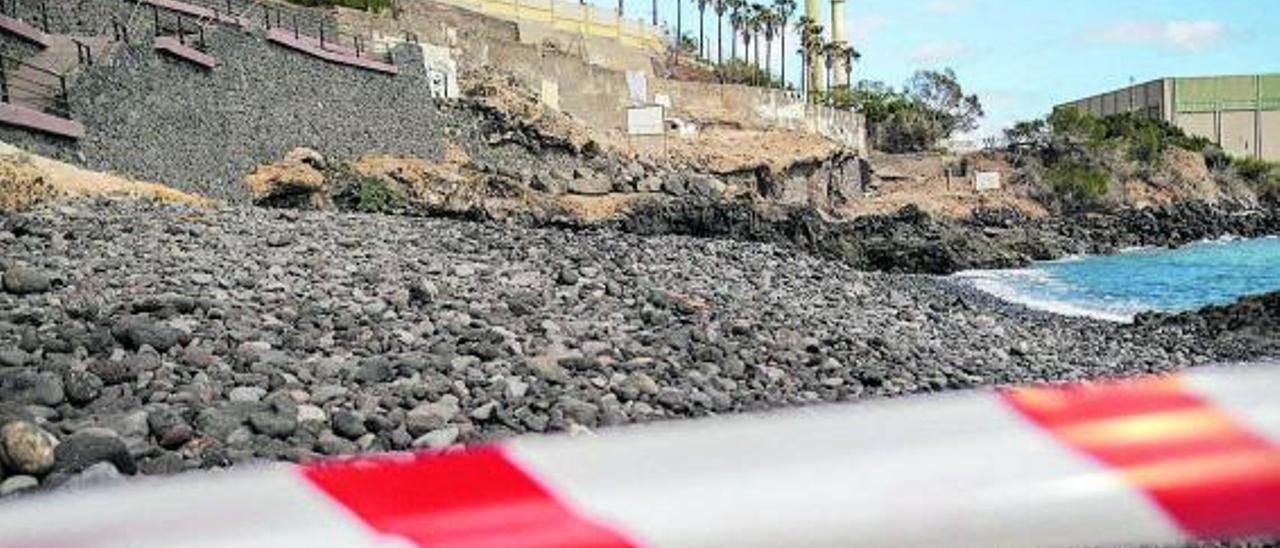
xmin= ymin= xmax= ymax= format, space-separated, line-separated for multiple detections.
xmin=0 ymin=25 xmax=580 ymax=201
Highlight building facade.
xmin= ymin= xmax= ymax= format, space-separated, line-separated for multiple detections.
xmin=1058 ymin=74 xmax=1280 ymax=161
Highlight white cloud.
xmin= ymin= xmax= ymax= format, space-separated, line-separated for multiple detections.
xmin=910 ymin=41 xmax=968 ymax=64
xmin=849 ymin=14 xmax=889 ymax=43
xmin=1086 ymin=20 xmax=1224 ymax=52
xmin=924 ymin=0 xmax=971 ymax=15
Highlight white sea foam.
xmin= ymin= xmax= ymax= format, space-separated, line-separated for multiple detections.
xmin=953 ymin=269 xmax=1139 ymax=323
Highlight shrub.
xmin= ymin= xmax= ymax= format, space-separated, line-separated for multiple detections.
xmin=335 ymin=177 xmax=404 ymax=213
xmin=714 ymin=60 xmax=783 ymax=88
xmin=1233 ymin=157 xmax=1275 ymax=184
xmin=1230 ymin=157 xmax=1280 ymax=205
xmin=1044 ymin=162 xmax=1111 ymax=211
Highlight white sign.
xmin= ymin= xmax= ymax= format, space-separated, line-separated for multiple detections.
xmin=975 ymin=171 xmax=1001 ymax=191
xmin=540 ymin=79 xmax=561 ymax=111
xmin=627 ymin=105 xmax=665 ymax=136
xmin=419 ymin=43 xmax=459 ymax=99
xmin=428 ymin=70 xmax=448 ymax=99
xmin=626 ymin=71 xmax=648 ymax=104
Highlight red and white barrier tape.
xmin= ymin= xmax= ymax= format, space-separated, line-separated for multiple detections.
xmin=2 ymin=364 xmax=1278 ymax=548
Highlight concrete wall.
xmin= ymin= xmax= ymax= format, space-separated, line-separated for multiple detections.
xmin=1264 ymin=111 xmax=1280 ymax=161
xmin=339 ymin=0 xmax=655 ymax=76
xmin=1060 ymin=78 xmax=1170 ymax=120
xmin=1060 ymin=74 xmax=1280 ymax=161
xmin=341 ymin=2 xmax=866 ymax=154
xmin=652 ymin=79 xmax=866 ymax=152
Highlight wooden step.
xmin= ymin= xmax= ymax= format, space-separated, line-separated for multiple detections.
xmin=154 ymin=36 xmax=217 ymax=68
xmin=266 ymin=28 xmax=396 ymax=75
xmin=0 ymin=13 xmax=51 ymax=47
xmin=139 ymin=0 xmax=248 ymax=27
xmin=0 ymin=101 xmax=83 ymax=139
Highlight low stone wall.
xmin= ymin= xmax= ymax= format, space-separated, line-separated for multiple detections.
xmin=0 ymin=26 xmax=582 ymax=201
xmin=337 ymin=3 xmax=867 ymax=153
xmin=654 ymin=79 xmax=868 ymax=154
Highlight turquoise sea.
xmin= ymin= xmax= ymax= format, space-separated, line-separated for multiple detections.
xmin=953 ymin=236 xmax=1280 ymax=323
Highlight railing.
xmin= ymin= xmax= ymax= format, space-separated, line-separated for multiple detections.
xmin=260 ymin=2 xmax=392 ymax=64
xmin=0 ymin=0 xmax=50 ymax=33
xmin=0 ymin=53 xmax=71 ymax=118
xmin=73 ymin=38 xmax=93 ymax=65
xmin=145 ymin=3 xmax=210 ymax=51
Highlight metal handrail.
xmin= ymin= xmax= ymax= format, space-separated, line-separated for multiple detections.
xmin=260 ymin=2 xmax=393 ymax=64
xmin=0 ymin=0 xmax=50 ymax=33
xmin=0 ymin=53 xmax=71 ymax=118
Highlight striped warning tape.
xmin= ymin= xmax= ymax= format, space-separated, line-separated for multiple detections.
xmin=1 ymin=364 xmax=1278 ymax=548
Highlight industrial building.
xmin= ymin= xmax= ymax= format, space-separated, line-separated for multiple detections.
xmin=1057 ymin=74 xmax=1280 ymax=161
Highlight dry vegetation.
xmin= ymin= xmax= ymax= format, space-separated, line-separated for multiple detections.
xmin=0 ymin=143 xmax=211 ymax=212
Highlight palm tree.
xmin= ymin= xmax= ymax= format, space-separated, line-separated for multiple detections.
xmin=697 ymin=0 xmax=711 ymax=60
xmin=714 ymin=0 xmax=727 ymax=67
xmin=727 ymin=0 xmax=744 ymax=61
xmin=761 ymin=9 xmax=778 ymax=87
xmin=822 ymin=41 xmax=840 ymax=102
xmin=773 ymin=0 xmax=795 ymax=90
xmin=741 ymin=10 xmax=755 ymax=76
xmin=674 ymin=0 xmax=682 ymax=61
xmin=840 ymin=44 xmax=861 ymax=91
xmin=795 ymin=16 xmax=822 ymax=100
xmin=750 ymin=4 xmax=766 ymax=75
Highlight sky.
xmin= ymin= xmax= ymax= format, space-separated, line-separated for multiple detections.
xmin=592 ymin=0 xmax=1280 ymax=138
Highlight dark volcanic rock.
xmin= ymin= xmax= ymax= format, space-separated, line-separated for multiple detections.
xmin=2 ymin=267 xmax=53 ymax=295
xmin=54 ymin=430 xmax=136 ymax=475
xmin=0 ymin=199 xmax=1274 ymax=510
xmin=1136 ymin=291 xmax=1280 ymax=359
xmin=111 ymin=318 xmax=189 ymax=352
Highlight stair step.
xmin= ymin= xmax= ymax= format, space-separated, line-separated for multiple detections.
xmin=0 ymin=101 xmax=83 ymax=139
xmin=139 ymin=0 xmax=248 ymax=27
xmin=0 ymin=13 xmax=51 ymax=47
xmin=266 ymin=28 xmax=396 ymax=75
xmin=154 ymin=36 xmax=217 ymax=68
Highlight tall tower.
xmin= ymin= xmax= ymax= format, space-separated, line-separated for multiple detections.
xmin=805 ymin=0 xmax=823 ymax=93
xmin=830 ymin=0 xmax=849 ymax=88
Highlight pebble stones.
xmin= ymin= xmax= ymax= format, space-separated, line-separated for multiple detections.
xmin=0 ymin=421 xmax=55 ymax=476
xmin=2 ymin=266 xmax=52 ymax=295
xmin=53 ymin=429 xmax=136 ymax=476
xmin=0 ymin=199 xmax=1269 ymax=501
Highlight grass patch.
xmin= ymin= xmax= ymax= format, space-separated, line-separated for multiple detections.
xmin=335 ymin=176 xmax=404 ymax=213
xmin=1044 ymin=162 xmax=1111 ymax=211
xmin=1232 ymin=157 xmax=1280 ymax=204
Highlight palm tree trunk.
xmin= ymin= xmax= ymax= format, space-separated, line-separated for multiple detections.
xmin=780 ymin=32 xmax=786 ymax=90
xmin=730 ymin=24 xmax=737 ymax=60
xmin=747 ymin=34 xmax=757 ymax=74
xmin=699 ymin=7 xmax=705 ymax=59
xmin=765 ymin=38 xmax=772 ymax=86
xmin=717 ymin=15 xmax=723 ymax=66
xmin=675 ymin=0 xmax=681 ymax=61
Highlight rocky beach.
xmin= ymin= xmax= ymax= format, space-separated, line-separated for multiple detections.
xmin=0 ymin=199 xmax=1274 ymax=498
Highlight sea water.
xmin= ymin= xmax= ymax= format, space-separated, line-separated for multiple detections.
xmin=953 ymin=236 xmax=1280 ymax=323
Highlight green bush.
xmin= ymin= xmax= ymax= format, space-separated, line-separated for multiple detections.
xmin=1044 ymin=162 xmax=1111 ymax=210
xmin=1043 ymin=109 xmax=1214 ymax=166
xmin=335 ymin=177 xmax=404 ymax=213
xmin=1233 ymin=157 xmax=1275 ymax=184
xmin=715 ymin=60 xmax=783 ymax=88
xmin=1231 ymin=157 xmax=1280 ymax=204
